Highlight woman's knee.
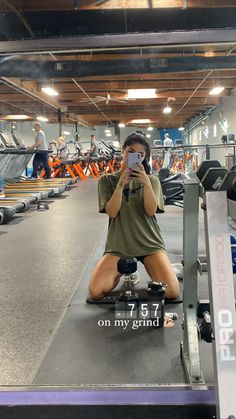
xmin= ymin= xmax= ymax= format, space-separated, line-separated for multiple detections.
xmin=88 ymin=255 xmax=120 ymax=298
xmin=164 ymin=269 xmax=180 ymax=299
xmin=88 ymin=282 xmax=104 ymax=300
xmin=165 ymin=280 xmax=179 ymax=300
xmin=144 ymin=252 xmax=180 ymax=300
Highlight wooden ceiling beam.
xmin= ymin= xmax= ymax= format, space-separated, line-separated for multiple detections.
xmin=20 ymin=51 xmax=236 ymax=62
xmin=68 ymin=106 xmax=217 ymax=115
xmin=76 ymin=112 xmax=206 ymax=120
xmin=0 ymin=78 xmax=60 ymax=110
xmin=48 ymin=70 xmax=236 ymax=83
xmin=0 ymin=81 xmax=233 ymax=97
xmin=59 ymin=90 xmax=228 ymax=100
xmin=0 ymin=93 xmax=36 ymax=101
xmin=64 ymin=97 xmax=219 ymax=105
xmin=54 ymin=79 xmax=236 ymax=92
xmin=84 ymin=97 xmax=217 ymax=105
xmin=1 ymin=0 xmax=236 ymax=12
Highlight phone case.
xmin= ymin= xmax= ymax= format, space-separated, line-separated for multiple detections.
xmin=128 ymin=152 xmax=142 ymax=169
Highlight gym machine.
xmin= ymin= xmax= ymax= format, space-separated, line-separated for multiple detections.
xmin=181 ymin=165 xmax=236 ymax=418
xmin=197 ymin=159 xmax=236 ymax=221
xmin=159 ymin=167 xmax=186 ymax=207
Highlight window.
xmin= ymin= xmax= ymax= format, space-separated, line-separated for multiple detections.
xmin=213 ymin=123 xmax=217 ymax=137
xmin=199 ymin=130 xmax=202 ymax=142
xmin=203 ymin=126 xmax=208 ymax=139
xmin=223 ymin=119 xmax=228 ymax=133
xmin=218 ymin=119 xmax=228 ymax=134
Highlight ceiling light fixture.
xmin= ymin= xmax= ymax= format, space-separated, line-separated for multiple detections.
xmin=106 ymin=132 xmax=112 ymax=137
xmin=209 ymin=86 xmax=225 ymax=95
xmin=41 ymin=86 xmax=59 ymax=96
xmin=36 ymin=116 xmax=49 ymax=122
xmin=163 ymin=105 xmax=172 ymax=114
xmin=118 ymin=122 xmax=125 ymax=128
xmin=127 ymin=89 xmax=156 ymax=99
xmin=205 ymin=51 xmax=214 ymax=57
xmin=146 ymin=134 xmax=151 ymax=138
xmin=147 ymin=126 xmax=153 ymax=131
xmin=63 ymin=131 xmax=71 ymax=135
xmin=130 ymin=119 xmax=151 ymax=124
xmin=5 ymin=114 xmax=30 ymax=120
xmin=105 ymin=129 xmax=111 ymax=133
xmin=178 ymin=127 xmax=185 ymax=131
xmin=113 ymin=141 xmax=120 ymax=147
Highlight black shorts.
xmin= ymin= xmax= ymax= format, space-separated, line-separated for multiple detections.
xmin=136 ymin=251 xmax=166 ymax=264
xmin=136 ymin=256 xmax=146 ymax=264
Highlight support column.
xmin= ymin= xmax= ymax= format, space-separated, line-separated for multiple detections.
xmin=58 ymin=109 xmax=62 ymax=137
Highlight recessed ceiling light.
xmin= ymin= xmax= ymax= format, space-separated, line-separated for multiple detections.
xmin=41 ymin=86 xmax=59 ymax=96
xmin=146 ymin=134 xmax=151 ymax=138
xmin=63 ymin=131 xmax=71 ymax=135
xmin=118 ymin=122 xmax=125 ymax=128
xmin=178 ymin=127 xmax=185 ymax=131
xmin=147 ymin=126 xmax=153 ymax=131
xmin=105 ymin=129 xmax=111 ymax=133
xmin=36 ymin=116 xmax=49 ymax=122
xmin=127 ymin=89 xmax=156 ymax=99
xmin=130 ymin=119 xmax=151 ymax=124
xmin=106 ymin=132 xmax=112 ymax=137
xmin=209 ymin=86 xmax=224 ymax=95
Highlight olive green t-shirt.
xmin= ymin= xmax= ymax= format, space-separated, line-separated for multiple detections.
xmin=98 ymin=172 xmax=166 ymax=258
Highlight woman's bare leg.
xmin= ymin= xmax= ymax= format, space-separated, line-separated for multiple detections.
xmin=88 ymin=254 xmax=121 ymax=299
xmin=144 ymin=251 xmax=179 ymax=299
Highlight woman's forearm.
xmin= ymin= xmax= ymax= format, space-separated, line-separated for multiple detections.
xmin=143 ymin=181 xmax=158 ymax=216
xmin=105 ymin=183 xmax=123 ymax=218
xmin=105 ymin=169 xmax=130 ymax=218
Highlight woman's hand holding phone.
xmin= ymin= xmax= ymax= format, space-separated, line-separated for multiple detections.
xmin=117 ymin=169 xmax=130 ymax=188
xmin=129 ymin=163 xmax=150 ymax=187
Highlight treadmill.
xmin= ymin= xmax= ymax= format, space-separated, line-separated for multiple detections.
xmin=11 ymin=129 xmax=77 ymax=187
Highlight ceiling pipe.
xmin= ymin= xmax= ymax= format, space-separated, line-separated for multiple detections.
xmin=165 ymin=70 xmax=214 ymax=128
xmin=72 ymin=78 xmax=114 ymax=126
xmin=180 ymin=39 xmax=236 ymax=128
xmin=0 ymin=77 xmax=59 ymax=111
xmin=0 ymin=99 xmax=32 ymax=115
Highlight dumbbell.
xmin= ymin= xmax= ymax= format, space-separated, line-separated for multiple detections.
xmin=117 ymin=258 xmax=139 ymax=302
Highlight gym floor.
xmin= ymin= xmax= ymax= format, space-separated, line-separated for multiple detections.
xmin=0 ymin=179 xmax=234 ymax=387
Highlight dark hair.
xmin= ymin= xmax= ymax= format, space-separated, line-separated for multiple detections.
xmin=135 ymin=129 xmax=146 ymax=136
xmin=123 ymin=133 xmax=151 ymax=175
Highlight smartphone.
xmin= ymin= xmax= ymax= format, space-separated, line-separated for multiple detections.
xmin=128 ymin=152 xmax=143 ymax=170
